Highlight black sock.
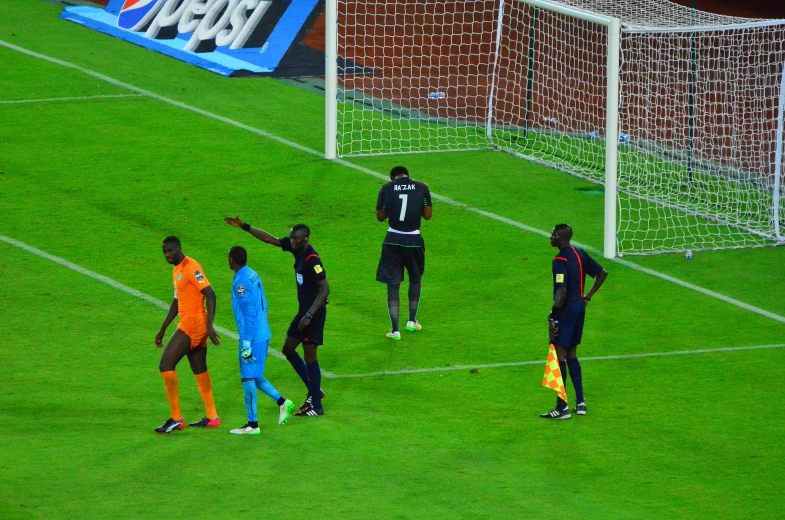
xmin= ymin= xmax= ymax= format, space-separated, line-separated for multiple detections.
xmin=306 ymin=362 xmax=322 ymax=409
xmin=387 ymin=283 xmax=400 ymax=332
xmin=556 ymin=359 xmax=569 ymax=411
xmin=276 ymin=396 xmax=286 ymax=406
xmin=285 ymin=351 xmax=311 ymax=390
xmin=408 ymin=281 xmax=421 ymax=323
xmin=567 ymin=358 xmax=584 ymax=404
xmin=248 ymin=420 xmax=258 ymax=428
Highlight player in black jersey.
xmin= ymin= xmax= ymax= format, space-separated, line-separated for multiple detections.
xmin=224 ymin=217 xmax=329 ymax=417
xmin=375 ymin=166 xmax=433 ymax=340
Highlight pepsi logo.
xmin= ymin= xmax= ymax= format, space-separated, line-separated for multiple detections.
xmin=118 ymin=0 xmax=164 ymax=31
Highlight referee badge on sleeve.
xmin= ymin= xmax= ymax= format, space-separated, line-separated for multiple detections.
xmin=237 ymin=284 xmax=245 ymax=297
xmin=555 ymin=274 xmax=564 ymax=283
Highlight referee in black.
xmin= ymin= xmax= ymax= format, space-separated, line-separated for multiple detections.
xmin=375 ymin=166 xmax=433 ymax=340
xmin=541 ymin=224 xmax=608 ymax=419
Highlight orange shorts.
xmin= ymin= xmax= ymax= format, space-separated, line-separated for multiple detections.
xmin=177 ymin=316 xmax=208 ymax=349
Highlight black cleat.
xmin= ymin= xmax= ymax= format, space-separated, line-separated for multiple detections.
xmin=188 ymin=416 xmax=221 ymax=427
xmin=300 ymin=389 xmax=326 ymax=411
xmin=295 ymin=404 xmax=324 ymax=417
xmin=540 ymin=408 xmax=571 ymax=420
xmin=155 ymin=417 xmax=184 ymax=434
xmin=575 ymin=403 xmax=587 ymax=415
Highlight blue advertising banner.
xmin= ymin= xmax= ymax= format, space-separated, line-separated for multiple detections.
xmin=60 ymin=0 xmax=326 ymax=77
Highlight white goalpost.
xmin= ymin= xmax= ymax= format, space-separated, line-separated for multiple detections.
xmin=325 ymin=0 xmax=785 ymax=258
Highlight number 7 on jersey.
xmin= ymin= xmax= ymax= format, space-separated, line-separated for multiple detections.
xmin=398 ymin=194 xmax=408 ymax=221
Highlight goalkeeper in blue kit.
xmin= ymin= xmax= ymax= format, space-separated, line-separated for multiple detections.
xmin=228 ymin=246 xmax=295 ymax=434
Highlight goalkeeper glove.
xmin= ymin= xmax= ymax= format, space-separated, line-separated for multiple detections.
xmin=239 ymin=341 xmax=256 ymax=364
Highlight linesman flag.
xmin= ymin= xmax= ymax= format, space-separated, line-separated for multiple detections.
xmin=542 ymin=344 xmax=567 ymax=403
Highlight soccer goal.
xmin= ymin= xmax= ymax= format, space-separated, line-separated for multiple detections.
xmin=325 ymin=0 xmax=785 ymax=257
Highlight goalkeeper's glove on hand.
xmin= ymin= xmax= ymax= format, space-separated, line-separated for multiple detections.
xmin=240 ymin=341 xmax=256 ymax=364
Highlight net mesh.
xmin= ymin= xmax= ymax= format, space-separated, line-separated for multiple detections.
xmin=337 ymin=0 xmax=498 ymax=156
xmin=617 ymin=27 xmax=785 ymax=252
xmin=550 ymin=0 xmax=766 ymax=30
xmin=336 ymin=0 xmax=785 ymax=254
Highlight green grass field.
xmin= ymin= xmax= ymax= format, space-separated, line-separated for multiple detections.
xmin=2 ymin=1 xmax=785 ymax=518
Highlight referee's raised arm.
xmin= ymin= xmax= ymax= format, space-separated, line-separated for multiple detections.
xmin=223 ymin=216 xmax=282 ymax=248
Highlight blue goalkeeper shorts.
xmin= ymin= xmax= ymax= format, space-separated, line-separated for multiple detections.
xmin=238 ymin=339 xmax=270 ymax=379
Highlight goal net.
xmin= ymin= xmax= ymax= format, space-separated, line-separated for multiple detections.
xmin=328 ymin=0 xmax=785 ymax=256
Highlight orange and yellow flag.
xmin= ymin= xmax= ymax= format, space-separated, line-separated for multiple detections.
xmin=542 ymin=344 xmax=567 ymax=403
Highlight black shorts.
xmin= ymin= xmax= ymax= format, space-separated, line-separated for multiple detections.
xmin=376 ymin=237 xmax=425 ymax=285
xmin=554 ymin=300 xmax=586 ymax=349
xmin=286 ymin=306 xmax=327 ymax=346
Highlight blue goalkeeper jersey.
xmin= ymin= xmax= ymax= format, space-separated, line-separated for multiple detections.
xmin=232 ymin=265 xmax=271 ymax=344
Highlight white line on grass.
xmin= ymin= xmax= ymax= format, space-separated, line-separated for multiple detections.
xmin=329 ymin=343 xmax=785 ymax=378
xmin=0 ymin=234 xmax=338 ymax=378
xmin=2 ymin=234 xmax=782 ymax=380
xmin=0 ymin=93 xmax=143 ymax=104
xmin=2 ymin=39 xmax=784 ymax=326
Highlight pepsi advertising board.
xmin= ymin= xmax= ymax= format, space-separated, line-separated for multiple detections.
xmin=60 ymin=0 xmax=325 ymax=77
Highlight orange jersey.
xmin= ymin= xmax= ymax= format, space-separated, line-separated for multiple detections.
xmin=173 ymin=257 xmax=211 ymax=318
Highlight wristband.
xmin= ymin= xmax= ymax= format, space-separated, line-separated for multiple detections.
xmin=241 ymin=223 xmax=251 ymax=232
xmin=304 ymin=312 xmax=313 ymax=319
xmin=241 ymin=340 xmax=251 ymax=348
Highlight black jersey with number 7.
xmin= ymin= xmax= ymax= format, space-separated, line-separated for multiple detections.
xmin=376 ymin=178 xmax=432 ymax=232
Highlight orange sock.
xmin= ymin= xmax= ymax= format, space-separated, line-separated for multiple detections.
xmin=161 ymin=371 xmax=182 ymax=420
xmin=194 ymin=371 xmax=218 ymax=419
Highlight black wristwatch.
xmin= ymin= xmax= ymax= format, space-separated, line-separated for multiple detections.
xmin=304 ymin=312 xmax=313 ymax=319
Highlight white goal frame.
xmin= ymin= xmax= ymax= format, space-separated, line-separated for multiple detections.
xmin=512 ymin=0 xmax=620 ymax=258
xmin=324 ymin=0 xmax=785 ymax=259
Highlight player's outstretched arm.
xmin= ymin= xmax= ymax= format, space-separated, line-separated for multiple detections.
xmin=584 ymin=269 xmax=608 ymax=302
xmin=155 ymin=298 xmax=179 ymax=348
xmin=224 ymin=216 xmax=282 ymax=248
xmin=201 ymin=286 xmax=220 ymax=346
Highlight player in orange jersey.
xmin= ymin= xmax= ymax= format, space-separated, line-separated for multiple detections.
xmin=154 ymin=236 xmax=221 ymax=434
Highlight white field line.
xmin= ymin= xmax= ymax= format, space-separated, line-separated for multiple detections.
xmin=330 ymin=343 xmax=785 ymax=378
xmin=0 ymin=93 xmax=143 ymax=104
xmin=2 ymin=39 xmax=784 ymax=326
xmin=3 ymin=233 xmax=783 ymax=381
xmin=0 ymin=234 xmax=338 ymax=378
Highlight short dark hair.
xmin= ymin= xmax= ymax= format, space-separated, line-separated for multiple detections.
xmin=229 ymin=246 xmax=247 ymax=266
xmin=291 ymin=223 xmax=310 ymax=237
xmin=390 ymin=166 xmax=409 ymax=180
xmin=162 ymin=236 xmax=181 ymax=247
xmin=553 ymin=224 xmax=573 ymax=239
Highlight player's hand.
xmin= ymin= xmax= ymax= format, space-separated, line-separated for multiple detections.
xmin=208 ymin=326 xmax=221 ymax=346
xmin=298 ymin=316 xmax=311 ymax=332
xmin=223 ymin=215 xmax=245 ymax=228
xmin=583 ymin=296 xmax=591 ymax=306
xmin=155 ymin=329 xmax=166 ymax=348
xmin=240 ymin=344 xmax=256 ymax=364
xmin=548 ymin=319 xmax=559 ymax=337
